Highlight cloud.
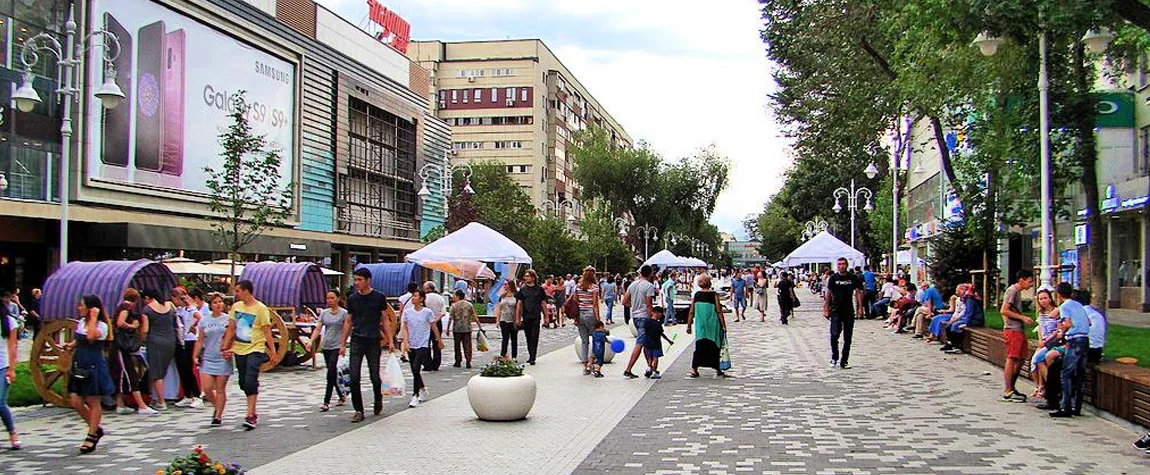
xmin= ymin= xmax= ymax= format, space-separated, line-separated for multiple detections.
xmin=315 ymin=0 xmax=791 ymax=240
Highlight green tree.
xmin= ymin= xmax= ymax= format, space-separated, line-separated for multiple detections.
xmin=755 ymin=196 xmax=801 ymax=263
xmin=527 ymin=215 xmax=586 ymax=276
xmin=578 ymin=203 xmax=634 ymax=274
xmin=445 ymin=160 xmax=535 ymax=246
xmin=204 ymin=92 xmax=292 ymax=280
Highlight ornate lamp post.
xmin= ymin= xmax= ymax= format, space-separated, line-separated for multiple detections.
xmin=417 ymin=161 xmax=474 ymax=202
xmin=13 ymin=6 xmax=126 ymax=266
xmin=801 ymin=219 xmax=829 ymax=241
xmin=540 ymin=199 xmax=577 ymax=223
xmin=832 ymin=164 xmax=878 ymax=249
xmin=635 ymin=224 xmax=658 ymax=261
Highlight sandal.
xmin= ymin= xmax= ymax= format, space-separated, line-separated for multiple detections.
xmin=8 ymin=435 xmax=22 ymax=450
xmin=320 ymin=404 xmax=330 ymax=412
xmin=79 ymin=433 xmax=100 ymax=454
xmin=687 ymin=370 xmax=700 ymax=378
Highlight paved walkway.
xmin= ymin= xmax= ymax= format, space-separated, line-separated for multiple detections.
xmin=1105 ymin=307 xmax=1150 ymax=329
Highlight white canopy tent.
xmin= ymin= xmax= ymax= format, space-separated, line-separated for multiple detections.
xmin=406 ymin=222 xmax=532 ymax=265
xmin=642 ymin=249 xmax=684 ymax=268
xmin=781 ymin=231 xmax=865 ymax=267
xmin=896 ymin=250 xmax=925 ymax=266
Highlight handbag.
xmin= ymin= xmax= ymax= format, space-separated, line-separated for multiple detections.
xmin=719 ymin=333 xmax=732 ymax=371
xmin=564 ymin=294 xmax=580 ymax=320
xmin=115 ymin=328 xmax=142 ymax=352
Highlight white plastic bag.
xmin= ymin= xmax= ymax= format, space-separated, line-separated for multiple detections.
xmin=336 ymin=355 xmax=351 ymax=396
xmin=382 ymin=353 xmax=406 ymax=396
xmin=476 ymin=329 xmax=490 ymax=352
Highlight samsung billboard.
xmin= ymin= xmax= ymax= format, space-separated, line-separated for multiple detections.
xmin=86 ymin=0 xmax=296 ymax=197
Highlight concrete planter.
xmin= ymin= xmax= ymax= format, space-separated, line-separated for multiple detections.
xmin=573 ymin=336 xmax=616 ymax=363
xmin=467 ymin=374 xmax=536 ymax=421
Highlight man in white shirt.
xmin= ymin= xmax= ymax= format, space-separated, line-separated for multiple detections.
xmin=422 ymin=281 xmax=448 ymax=371
xmin=872 ymin=276 xmax=902 ymax=318
xmin=564 ymin=274 xmax=577 ymax=298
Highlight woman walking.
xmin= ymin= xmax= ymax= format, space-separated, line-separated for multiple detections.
xmin=573 ymin=267 xmax=602 ymax=375
xmin=495 ymin=280 xmax=519 ymax=360
xmin=686 ymin=275 xmax=728 ymax=378
xmin=195 ymin=293 xmax=234 ymax=425
xmin=401 ymin=289 xmax=442 ymax=408
xmin=110 ymin=289 xmax=154 ymax=415
xmin=68 ymin=295 xmax=115 ymax=453
xmin=141 ymin=288 xmax=179 ymax=411
xmin=1 ymin=290 xmax=21 ymax=449
xmin=307 ymin=290 xmax=348 ymax=411
xmin=449 ymin=289 xmax=481 ymax=368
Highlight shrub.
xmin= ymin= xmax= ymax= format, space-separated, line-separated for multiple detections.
xmin=157 ymin=445 xmax=245 ymax=475
xmin=479 ymin=356 xmax=525 ymax=377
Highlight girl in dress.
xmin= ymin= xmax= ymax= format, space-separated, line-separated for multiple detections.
xmin=67 ymin=295 xmax=115 ymax=453
xmin=195 ymin=293 xmax=234 ymax=426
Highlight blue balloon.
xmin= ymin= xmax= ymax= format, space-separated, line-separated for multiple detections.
xmin=610 ymin=339 xmax=625 ymax=353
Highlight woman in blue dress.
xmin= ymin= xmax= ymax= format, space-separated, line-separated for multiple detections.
xmin=67 ymin=295 xmax=115 ymax=453
xmin=194 ymin=292 xmax=234 ymax=426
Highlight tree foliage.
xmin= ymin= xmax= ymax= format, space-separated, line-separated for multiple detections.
xmin=204 ymin=92 xmax=292 ymax=280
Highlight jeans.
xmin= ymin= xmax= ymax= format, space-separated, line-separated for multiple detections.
xmin=322 ymin=349 xmax=345 ymax=405
xmin=862 ymin=289 xmax=876 ymax=317
xmin=175 ymin=342 xmax=201 ymax=398
xmin=872 ymin=298 xmax=892 ymax=317
xmin=1061 ymin=338 xmax=1089 ymax=413
xmin=499 ymin=321 xmax=519 ymax=358
xmin=0 ymin=366 xmax=14 ymax=434
xmin=348 ymin=339 xmax=382 ymax=413
xmin=425 ymin=331 xmax=442 ymax=371
xmin=522 ymin=318 xmax=541 ymax=363
xmin=829 ymin=314 xmax=854 ymax=365
xmin=234 ymin=352 xmax=269 ymax=396
xmin=453 ymin=332 xmax=473 ymax=365
xmin=605 ymin=297 xmax=615 ymax=322
xmin=408 ymin=347 xmax=431 ymax=396
xmin=665 ymin=298 xmax=677 ymax=324
xmin=576 ymin=316 xmax=597 ymax=363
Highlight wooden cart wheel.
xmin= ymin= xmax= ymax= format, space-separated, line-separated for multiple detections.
xmin=292 ymin=307 xmax=320 ymax=365
xmin=259 ymin=312 xmax=291 ymax=372
xmin=29 ymin=320 xmax=77 ymax=407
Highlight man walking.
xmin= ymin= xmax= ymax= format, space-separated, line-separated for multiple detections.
xmin=777 ymin=272 xmax=795 ymax=325
xmin=515 ymin=269 xmax=547 ymax=365
xmin=730 ymin=269 xmax=748 ymax=322
xmin=861 ymin=266 xmax=876 ymax=319
xmin=221 ymin=280 xmax=279 ymax=430
xmin=622 ymin=265 xmax=657 ymax=379
xmin=661 ymin=271 xmax=677 ymax=325
xmin=340 ymin=268 xmax=395 ymax=423
xmin=1050 ymin=283 xmax=1090 ymax=418
xmin=999 ymin=269 xmax=1034 ymax=403
xmin=823 ymin=258 xmax=863 ymax=369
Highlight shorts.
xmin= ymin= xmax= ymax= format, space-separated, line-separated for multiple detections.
xmin=1031 ymin=347 xmax=1050 ymax=371
xmin=733 ymin=294 xmax=747 ymax=309
xmin=633 ymin=317 xmax=649 ymax=346
xmin=644 ymin=347 xmax=664 ymax=359
xmin=235 ymin=352 xmax=269 ymax=396
xmin=1004 ymin=330 xmax=1029 ymax=360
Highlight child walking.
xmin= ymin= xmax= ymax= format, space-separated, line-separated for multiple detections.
xmin=588 ymin=321 xmax=607 ymax=378
xmin=644 ymin=306 xmax=674 ymax=379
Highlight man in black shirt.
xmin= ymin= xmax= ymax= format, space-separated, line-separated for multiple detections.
xmin=340 ymin=267 xmax=395 ymax=423
xmin=823 ymin=257 xmax=863 ymax=369
xmin=776 ymin=272 xmax=795 ymax=325
xmin=515 ymin=269 xmax=547 ymax=365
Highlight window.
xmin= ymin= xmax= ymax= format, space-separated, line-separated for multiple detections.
xmin=491 ymin=88 xmax=498 ymax=103
xmin=451 ymin=90 xmax=457 ymax=104
xmin=463 ymin=90 xmax=469 ymax=103
xmin=474 ymin=89 xmax=482 ymax=101
xmin=1141 ymin=125 xmax=1150 ymax=176
xmin=521 ymin=88 xmax=529 ymax=101
xmin=506 ymin=165 xmax=531 ymax=173
xmin=457 ymin=69 xmax=485 ymax=78
xmin=340 ymin=97 xmax=418 ymax=240
xmin=492 ymin=68 xmax=514 ymax=77
xmin=494 ymin=141 xmax=523 ymax=149
xmin=453 ymin=141 xmax=484 ymax=150
xmin=505 ymin=87 xmax=515 ymax=102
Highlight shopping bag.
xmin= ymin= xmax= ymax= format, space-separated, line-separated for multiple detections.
xmin=718 ymin=333 xmax=732 ymax=371
xmin=476 ymin=329 xmax=490 ymax=352
xmin=382 ymin=353 xmax=406 ymax=396
xmin=336 ymin=355 xmax=351 ymax=396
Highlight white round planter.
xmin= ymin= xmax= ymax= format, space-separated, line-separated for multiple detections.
xmin=573 ymin=336 xmax=616 ymax=363
xmin=467 ymin=374 xmax=536 ymax=421
xmin=628 ymin=322 xmax=638 ymax=337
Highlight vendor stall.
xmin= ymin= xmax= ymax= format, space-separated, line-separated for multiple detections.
xmin=239 ymin=262 xmax=330 ymax=370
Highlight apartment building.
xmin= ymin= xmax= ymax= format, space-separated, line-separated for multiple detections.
xmin=407 ymin=39 xmax=631 ymax=220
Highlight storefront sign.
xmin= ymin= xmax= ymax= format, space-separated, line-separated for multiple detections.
xmin=366 ymin=0 xmax=411 ymax=53
xmin=1101 ymin=184 xmax=1120 ymax=212
xmin=289 ymin=243 xmax=307 ymax=251
xmin=87 ymin=0 xmax=296 ymax=198
xmin=1074 ymin=224 xmax=1088 ymax=246
xmin=1095 ymin=91 xmax=1135 ymax=128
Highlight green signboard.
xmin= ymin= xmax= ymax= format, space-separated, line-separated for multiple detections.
xmin=1095 ymin=91 xmax=1134 ymax=128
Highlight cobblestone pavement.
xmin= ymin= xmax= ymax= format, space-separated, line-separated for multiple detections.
xmin=575 ymin=304 xmax=1150 ymax=474
xmin=3 ymin=320 xmax=581 ymax=474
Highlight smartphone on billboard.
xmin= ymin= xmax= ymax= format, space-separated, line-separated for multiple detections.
xmin=100 ymin=13 xmax=132 ymax=168
xmin=134 ymin=20 xmax=166 ymax=172
xmin=162 ymin=29 xmax=185 ymax=176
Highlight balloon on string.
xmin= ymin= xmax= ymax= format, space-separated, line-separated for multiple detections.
xmin=610 ymin=339 xmax=625 ymax=353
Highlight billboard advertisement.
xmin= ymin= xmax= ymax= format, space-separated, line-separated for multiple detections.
xmin=86 ymin=0 xmax=296 ymax=196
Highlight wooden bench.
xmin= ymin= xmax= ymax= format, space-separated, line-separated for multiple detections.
xmin=962 ymin=327 xmax=1150 ymax=427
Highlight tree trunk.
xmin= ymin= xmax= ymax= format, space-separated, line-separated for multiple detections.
xmin=1072 ymin=43 xmax=1107 ymax=313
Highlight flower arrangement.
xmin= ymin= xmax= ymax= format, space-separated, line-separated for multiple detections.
xmin=156 ymin=445 xmax=245 ymax=475
xmin=479 ymin=356 xmax=525 ymax=377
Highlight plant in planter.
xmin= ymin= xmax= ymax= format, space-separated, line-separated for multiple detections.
xmin=157 ymin=445 xmax=245 ymax=475
xmin=467 ymin=356 xmax=536 ymax=421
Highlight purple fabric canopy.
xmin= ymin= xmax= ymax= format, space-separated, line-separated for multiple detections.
xmin=239 ymin=262 xmax=328 ymax=311
xmin=41 ymin=260 xmax=177 ymax=321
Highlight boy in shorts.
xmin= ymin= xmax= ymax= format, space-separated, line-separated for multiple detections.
xmin=589 ymin=321 xmax=607 ymax=378
xmin=644 ymin=307 xmax=675 ymax=379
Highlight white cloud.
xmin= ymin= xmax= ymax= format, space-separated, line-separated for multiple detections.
xmin=314 ymin=0 xmax=791 ymax=239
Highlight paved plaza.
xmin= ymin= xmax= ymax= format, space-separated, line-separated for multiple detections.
xmin=4 ymin=303 xmax=1149 ymax=474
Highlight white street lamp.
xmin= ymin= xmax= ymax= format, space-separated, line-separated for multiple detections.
xmin=972 ymin=31 xmax=1006 ymax=57
xmin=636 ymin=224 xmax=658 ymax=261
xmin=613 ymin=217 xmax=628 ymax=238
xmin=417 ymin=161 xmax=474 ymax=202
xmin=540 ymin=198 xmax=576 ymax=223
xmin=802 ymin=219 xmax=828 ymax=241
xmin=0 ymin=173 xmax=8 ymax=193
xmin=16 ymin=6 xmax=124 ymax=266
xmin=975 ymin=22 xmax=1112 ymax=288
xmin=832 ymin=178 xmax=873 ymax=249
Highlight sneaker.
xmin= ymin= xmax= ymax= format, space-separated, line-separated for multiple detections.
xmin=939 ymin=345 xmax=953 ymax=352
xmin=1049 ymin=410 xmax=1074 ymax=418
xmin=840 ymin=363 xmax=851 ymax=369
xmin=419 ymin=388 xmax=429 ymax=402
xmin=189 ymin=397 xmax=204 ymax=409
xmin=174 ymin=398 xmax=193 ymax=408
xmin=115 ymin=406 xmax=134 ymax=415
xmin=466 ymin=362 xmax=472 ymax=369
xmin=623 ymin=371 xmax=639 ymax=379
xmin=912 ymin=334 xmax=924 ymax=339
xmin=1132 ymin=432 xmax=1150 ymax=450
xmin=1000 ymin=393 xmax=1015 ymax=403
xmin=350 ymin=412 xmax=365 ymax=423
xmin=242 ymin=415 xmax=257 ymax=430
xmin=650 ymin=373 xmax=663 ymax=380
xmin=944 ymin=348 xmax=963 ymax=354
xmin=644 ymin=369 xmax=652 ymax=379
xmin=453 ymin=362 xmax=461 ymax=368
xmin=210 ymin=417 xmax=222 ymax=426
xmin=150 ymin=402 xmax=168 ymax=412
xmin=830 ymin=360 xmax=838 ymax=367
xmin=408 ymin=396 xmax=420 ymax=408
xmin=593 ymin=371 xmax=604 ymax=378
xmin=1009 ymin=392 xmax=1028 ymax=403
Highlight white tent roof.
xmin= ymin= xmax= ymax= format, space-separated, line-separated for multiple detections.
xmin=782 ymin=231 xmax=865 ymax=267
xmin=643 ymin=249 xmax=683 ymax=267
xmin=406 ymin=222 xmax=532 ymax=265
xmin=684 ymin=257 xmax=707 ymax=267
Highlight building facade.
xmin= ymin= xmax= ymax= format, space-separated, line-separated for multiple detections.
xmin=0 ymin=0 xmax=449 ymax=293
xmin=407 ymin=39 xmax=631 ymax=221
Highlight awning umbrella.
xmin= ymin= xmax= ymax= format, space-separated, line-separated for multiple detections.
xmin=162 ymin=257 xmax=217 ymax=275
xmin=421 ymin=261 xmax=497 ymax=281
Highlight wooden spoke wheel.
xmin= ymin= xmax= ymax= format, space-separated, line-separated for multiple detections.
xmin=30 ymin=320 xmax=78 ymax=407
xmin=259 ymin=311 xmax=291 ymax=372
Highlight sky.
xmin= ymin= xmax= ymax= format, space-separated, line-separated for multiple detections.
xmin=315 ymin=0 xmax=792 ymax=240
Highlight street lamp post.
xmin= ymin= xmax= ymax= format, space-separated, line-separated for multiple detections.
xmin=540 ymin=199 xmax=577 ymax=223
xmin=973 ymin=25 xmax=1113 ymax=289
xmin=13 ymin=6 xmax=126 ymax=266
xmin=417 ymin=161 xmax=474 ymax=202
xmin=635 ymin=224 xmax=658 ymax=261
xmin=832 ymin=174 xmax=875 ymax=249
xmin=801 ymin=219 xmax=828 ymax=240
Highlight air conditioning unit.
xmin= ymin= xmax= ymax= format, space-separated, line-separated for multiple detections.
xmin=506 ymin=99 xmax=515 ymax=106
xmin=467 ymin=76 xmax=476 ymax=82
